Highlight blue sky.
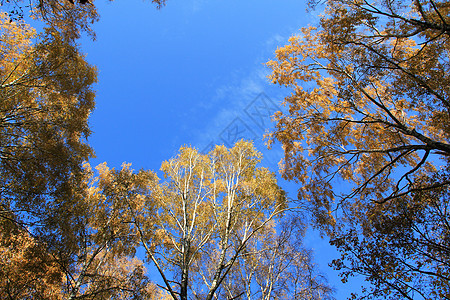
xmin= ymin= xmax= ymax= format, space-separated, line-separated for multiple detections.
xmin=81 ymin=0 xmax=363 ymax=297
xmin=82 ymin=0 xmax=311 ymax=168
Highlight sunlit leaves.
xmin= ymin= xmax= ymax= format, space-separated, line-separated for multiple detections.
xmin=267 ymin=0 xmax=450 ymax=298
xmin=0 ymin=13 xmax=96 ymax=231
xmin=0 ymin=219 xmax=63 ymax=299
xmin=152 ymin=141 xmax=288 ymax=300
xmin=0 ymin=13 xmax=99 ymax=298
xmin=88 ymin=141 xmax=303 ymax=299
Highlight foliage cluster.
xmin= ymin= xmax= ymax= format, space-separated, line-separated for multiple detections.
xmin=267 ymin=0 xmax=450 ymax=298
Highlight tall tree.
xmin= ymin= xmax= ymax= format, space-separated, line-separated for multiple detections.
xmin=0 ymin=12 xmax=100 ymax=298
xmin=0 ymin=0 xmax=166 ymax=298
xmin=0 ymin=25 xmax=160 ymax=292
xmin=267 ymin=0 xmax=450 ymax=298
xmin=91 ymin=141 xmax=332 ymax=299
xmin=0 ymin=11 xmax=96 ymax=247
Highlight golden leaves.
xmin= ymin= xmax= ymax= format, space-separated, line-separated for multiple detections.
xmin=94 ymin=141 xmax=290 ymax=299
xmin=0 ymin=220 xmax=63 ymax=299
xmin=0 ymin=13 xmax=36 ymax=78
xmin=267 ymin=0 xmax=450 ymax=298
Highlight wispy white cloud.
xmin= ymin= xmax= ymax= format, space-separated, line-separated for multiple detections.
xmin=192 ymin=63 xmax=288 ymax=169
xmin=191 ymin=0 xmax=209 ymax=13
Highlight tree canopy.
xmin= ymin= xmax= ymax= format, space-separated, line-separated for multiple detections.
xmin=0 ymin=11 xmax=95 ymax=221
xmin=0 ymin=10 xmax=107 ymax=299
xmin=0 ymin=11 xmax=172 ymax=296
xmin=88 ymin=141 xmax=333 ymax=299
xmin=267 ymin=0 xmax=450 ymax=298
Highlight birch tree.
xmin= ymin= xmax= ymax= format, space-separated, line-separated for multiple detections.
xmin=92 ymin=141 xmax=311 ymax=299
